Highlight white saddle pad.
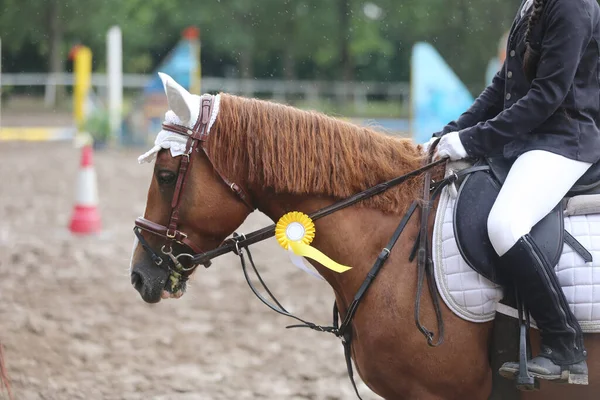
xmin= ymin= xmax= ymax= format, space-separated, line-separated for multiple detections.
xmin=432 ymin=185 xmax=600 ymax=333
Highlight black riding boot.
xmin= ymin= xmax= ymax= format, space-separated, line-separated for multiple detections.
xmin=497 ymin=234 xmax=588 ymax=385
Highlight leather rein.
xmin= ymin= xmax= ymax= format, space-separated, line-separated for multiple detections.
xmin=132 ymin=100 xmax=474 ymax=398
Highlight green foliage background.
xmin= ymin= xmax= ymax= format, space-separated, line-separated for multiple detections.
xmin=0 ymin=0 xmax=537 ymax=92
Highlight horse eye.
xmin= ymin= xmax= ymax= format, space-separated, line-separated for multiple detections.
xmin=156 ymin=170 xmax=176 ymax=186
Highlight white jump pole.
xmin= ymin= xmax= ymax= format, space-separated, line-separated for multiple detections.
xmin=107 ymin=26 xmax=123 ymax=145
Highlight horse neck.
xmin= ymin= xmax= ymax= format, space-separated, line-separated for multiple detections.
xmin=209 ymin=95 xmax=426 ymax=302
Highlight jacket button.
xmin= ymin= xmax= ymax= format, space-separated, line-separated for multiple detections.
xmin=507 ymin=71 xmax=513 ymax=78
xmin=510 ymin=50 xmax=516 ymax=57
xmin=506 ymin=93 xmax=512 ymax=100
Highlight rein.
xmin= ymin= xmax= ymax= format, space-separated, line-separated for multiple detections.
xmin=190 ymin=158 xmax=447 ymax=265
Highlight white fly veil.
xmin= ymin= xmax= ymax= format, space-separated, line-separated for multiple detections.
xmin=137 ymin=94 xmax=221 ymax=164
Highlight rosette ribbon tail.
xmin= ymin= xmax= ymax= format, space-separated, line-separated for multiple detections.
xmin=288 ymin=241 xmax=352 ymax=273
xmin=287 ymin=248 xmax=325 ymax=280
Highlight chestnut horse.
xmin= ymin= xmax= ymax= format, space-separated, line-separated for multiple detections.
xmin=129 ymin=74 xmax=599 ymax=400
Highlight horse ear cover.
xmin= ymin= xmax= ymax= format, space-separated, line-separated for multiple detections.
xmin=158 ymin=71 xmax=194 ymax=126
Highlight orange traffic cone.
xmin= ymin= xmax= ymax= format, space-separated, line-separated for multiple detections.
xmin=69 ymin=145 xmax=101 ymax=234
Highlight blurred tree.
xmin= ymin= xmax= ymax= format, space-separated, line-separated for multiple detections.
xmin=0 ymin=0 xmax=93 ymax=102
xmin=338 ymin=0 xmax=353 ymax=81
xmin=0 ymin=0 xmax=549 ymax=94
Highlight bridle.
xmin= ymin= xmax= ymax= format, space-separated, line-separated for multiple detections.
xmin=133 ymin=95 xmax=255 ymax=286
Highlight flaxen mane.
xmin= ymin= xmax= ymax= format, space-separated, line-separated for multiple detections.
xmin=207 ymin=94 xmax=426 ymax=214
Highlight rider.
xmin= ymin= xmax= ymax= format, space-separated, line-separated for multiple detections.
xmin=429 ymin=0 xmax=600 ymax=384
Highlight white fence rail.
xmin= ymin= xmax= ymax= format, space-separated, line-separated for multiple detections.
xmin=0 ymin=73 xmax=410 ymax=109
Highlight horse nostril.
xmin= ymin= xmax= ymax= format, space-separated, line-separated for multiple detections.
xmin=131 ymin=271 xmax=144 ymax=291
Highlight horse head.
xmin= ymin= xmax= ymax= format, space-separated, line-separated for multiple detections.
xmin=129 ymin=73 xmax=253 ymax=303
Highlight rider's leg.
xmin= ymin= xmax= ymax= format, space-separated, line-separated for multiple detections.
xmin=487 ymin=150 xmax=592 ymax=384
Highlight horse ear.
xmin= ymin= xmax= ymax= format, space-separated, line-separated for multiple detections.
xmin=158 ymin=72 xmax=194 ymax=125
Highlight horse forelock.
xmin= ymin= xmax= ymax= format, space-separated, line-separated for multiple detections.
xmin=205 ymin=94 xmax=426 ymax=215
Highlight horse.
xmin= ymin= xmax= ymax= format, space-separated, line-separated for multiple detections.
xmin=129 ymin=73 xmax=600 ymax=400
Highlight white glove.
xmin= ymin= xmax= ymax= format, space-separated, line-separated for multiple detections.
xmin=421 ymin=137 xmax=438 ymax=154
xmin=435 ymin=131 xmax=468 ymax=161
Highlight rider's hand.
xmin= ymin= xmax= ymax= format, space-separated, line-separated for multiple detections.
xmin=421 ymin=137 xmax=438 ymax=155
xmin=435 ymin=131 xmax=468 ymax=161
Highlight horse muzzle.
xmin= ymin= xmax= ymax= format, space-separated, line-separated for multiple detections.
xmin=130 ymin=260 xmax=170 ymax=304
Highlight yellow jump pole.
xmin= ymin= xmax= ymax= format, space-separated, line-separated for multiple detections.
xmin=70 ymin=45 xmax=92 ymax=144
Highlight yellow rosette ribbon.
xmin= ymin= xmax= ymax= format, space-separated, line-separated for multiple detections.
xmin=275 ymin=211 xmax=352 ymax=273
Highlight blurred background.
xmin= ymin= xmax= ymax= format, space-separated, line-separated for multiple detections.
xmin=0 ymin=1 xmax=525 ymax=399
xmin=0 ymin=0 xmax=522 ymax=146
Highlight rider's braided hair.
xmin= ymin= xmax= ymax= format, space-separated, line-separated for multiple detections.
xmin=523 ymin=0 xmax=546 ymax=81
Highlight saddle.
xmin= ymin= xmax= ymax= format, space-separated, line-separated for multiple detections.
xmin=452 ymin=155 xmax=600 ymax=286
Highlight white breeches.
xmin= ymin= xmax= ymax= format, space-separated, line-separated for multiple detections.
xmin=487 ymin=150 xmax=592 ymax=256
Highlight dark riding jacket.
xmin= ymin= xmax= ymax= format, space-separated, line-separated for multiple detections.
xmin=434 ymin=0 xmax=600 ymax=163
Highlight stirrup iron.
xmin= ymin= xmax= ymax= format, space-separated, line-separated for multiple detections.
xmin=515 ymin=294 xmax=539 ymax=391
